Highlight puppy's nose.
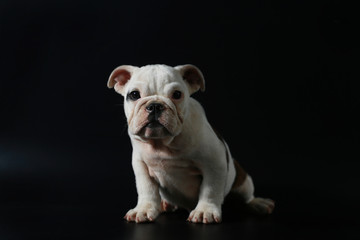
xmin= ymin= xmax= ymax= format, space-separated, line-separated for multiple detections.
xmin=146 ymin=103 xmax=164 ymax=114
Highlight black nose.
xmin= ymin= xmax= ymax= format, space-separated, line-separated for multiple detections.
xmin=146 ymin=103 xmax=164 ymax=114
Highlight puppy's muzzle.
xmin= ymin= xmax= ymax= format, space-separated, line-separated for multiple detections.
xmin=146 ymin=102 xmax=165 ymax=128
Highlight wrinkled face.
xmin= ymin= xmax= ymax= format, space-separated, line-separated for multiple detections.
xmin=123 ymin=66 xmax=189 ymax=139
xmin=108 ymin=64 xmax=205 ymax=141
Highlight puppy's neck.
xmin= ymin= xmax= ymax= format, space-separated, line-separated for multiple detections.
xmin=132 ymin=135 xmax=177 ymax=150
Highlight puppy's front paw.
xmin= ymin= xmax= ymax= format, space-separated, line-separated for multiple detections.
xmin=187 ymin=203 xmax=222 ymax=224
xmin=124 ymin=203 xmax=160 ymax=223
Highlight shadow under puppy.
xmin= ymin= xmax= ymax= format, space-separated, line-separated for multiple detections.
xmin=107 ymin=64 xmax=274 ymax=224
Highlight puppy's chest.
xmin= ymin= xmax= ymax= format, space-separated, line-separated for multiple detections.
xmin=144 ymin=154 xmax=200 ymax=175
xmin=142 ymin=150 xmax=201 ymax=182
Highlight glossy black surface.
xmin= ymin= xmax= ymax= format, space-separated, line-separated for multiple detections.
xmin=1 ymin=137 xmax=359 ymax=239
xmin=1 ymin=0 xmax=359 ymax=239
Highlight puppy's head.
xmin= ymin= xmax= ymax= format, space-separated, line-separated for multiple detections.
xmin=107 ymin=64 xmax=205 ymax=140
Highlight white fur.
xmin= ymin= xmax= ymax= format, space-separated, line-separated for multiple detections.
xmin=108 ymin=64 xmax=273 ymax=224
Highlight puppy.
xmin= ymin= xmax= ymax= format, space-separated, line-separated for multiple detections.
xmin=107 ymin=64 xmax=274 ymax=224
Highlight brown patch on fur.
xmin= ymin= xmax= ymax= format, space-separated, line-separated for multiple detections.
xmin=210 ymin=125 xmax=247 ymax=188
xmin=231 ymin=160 xmax=247 ymax=190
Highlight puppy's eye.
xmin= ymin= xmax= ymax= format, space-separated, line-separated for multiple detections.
xmin=127 ymin=91 xmax=141 ymax=101
xmin=172 ymin=90 xmax=182 ymax=100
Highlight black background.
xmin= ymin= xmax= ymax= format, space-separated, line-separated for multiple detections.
xmin=1 ymin=0 xmax=359 ymax=239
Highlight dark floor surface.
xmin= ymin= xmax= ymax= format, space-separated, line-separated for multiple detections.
xmin=1 ymin=136 xmax=359 ymax=240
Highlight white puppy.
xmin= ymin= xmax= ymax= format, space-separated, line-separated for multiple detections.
xmin=107 ymin=64 xmax=274 ymax=224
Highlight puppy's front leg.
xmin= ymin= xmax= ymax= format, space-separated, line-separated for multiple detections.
xmin=188 ymin=164 xmax=227 ymax=224
xmin=124 ymin=155 xmax=161 ymax=223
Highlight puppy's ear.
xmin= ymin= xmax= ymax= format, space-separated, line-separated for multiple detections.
xmin=175 ymin=64 xmax=205 ymax=94
xmin=107 ymin=65 xmax=138 ymax=96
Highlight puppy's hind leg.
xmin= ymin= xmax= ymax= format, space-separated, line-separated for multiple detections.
xmin=231 ymin=161 xmax=275 ymax=215
xmin=161 ymin=200 xmax=178 ymax=213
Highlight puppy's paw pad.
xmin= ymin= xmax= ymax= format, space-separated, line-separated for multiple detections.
xmin=124 ymin=205 xmax=160 ymax=223
xmin=248 ymin=197 xmax=275 ymax=215
xmin=188 ymin=204 xmax=222 ymax=224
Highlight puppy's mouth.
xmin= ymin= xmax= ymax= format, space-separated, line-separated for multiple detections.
xmin=137 ymin=120 xmax=171 ymax=139
xmin=145 ymin=121 xmax=163 ymax=129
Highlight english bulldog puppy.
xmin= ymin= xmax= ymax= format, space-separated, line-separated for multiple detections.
xmin=107 ymin=64 xmax=274 ymax=224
